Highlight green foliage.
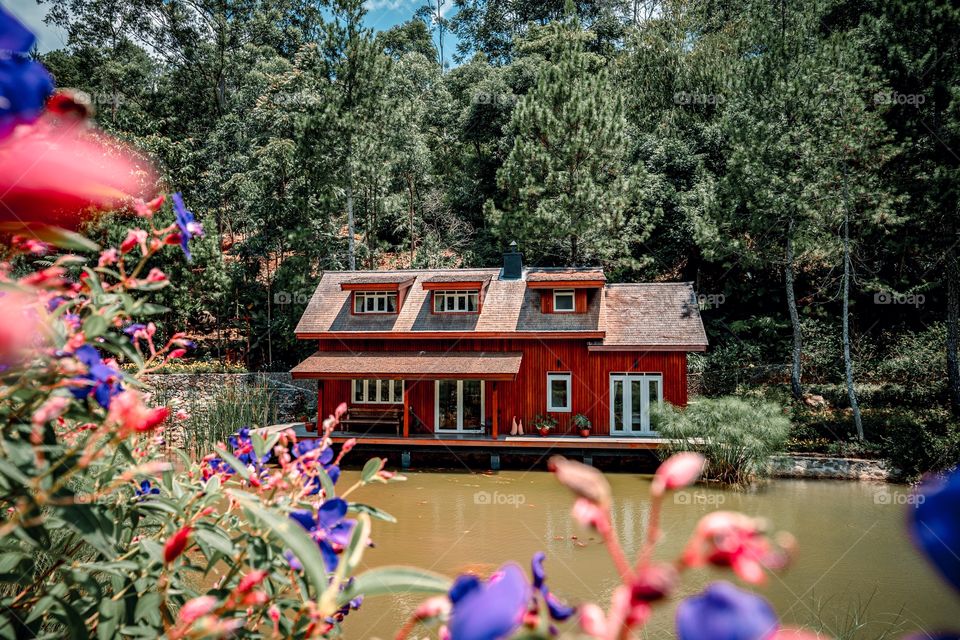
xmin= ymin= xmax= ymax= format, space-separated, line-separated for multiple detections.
xmin=653 ymin=397 xmax=791 ymax=485
xmin=531 ymin=413 xmax=558 ymax=432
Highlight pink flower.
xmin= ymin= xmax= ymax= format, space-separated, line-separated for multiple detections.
xmin=571 ymin=497 xmax=609 ymax=532
xmin=164 ymin=526 xmax=193 ymax=563
xmin=0 ymin=292 xmax=39 ymax=367
xmin=134 ymin=195 xmax=165 ymax=218
xmin=107 ymin=390 xmax=170 ymax=435
xmin=98 ymin=248 xmax=118 ymax=267
xmin=682 ymin=512 xmax=794 ymax=585
xmin=145 ymin=268 xmax=167 ymax=283
xmin=236 ymin=570 xmax=267 ymax=594
xmin=177 ymin=595 xmax=218 ymax=625
xmin=651 ymin=452 xmax=705 ymax=497
xmin=549 ymin=455 xmax=611 ymax=508
xmin=31 ymin=395 xmax=71 ymax=426
xmin=120 ymin=228 xmax=147 ymax=254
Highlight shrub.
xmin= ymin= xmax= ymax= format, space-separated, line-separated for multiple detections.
xmin=653 ymin=397 xmax=791 ymax=484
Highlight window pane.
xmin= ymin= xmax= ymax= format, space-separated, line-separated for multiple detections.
xmin=354 ymin=294 xmax=363 ymax=313
xmin=551 ymin=379 xmax=568 ymax=409
xmin=434 ymin=293 xmax=443 ymax=312
xmin=457 ymin=295 xmax=466 ymax=311
xmin=387 ymin=294 xmax=397 ymax=313
xmin=468 ymin=293 xmax=478 ymax=311
xmin=355 ymin=380 xmax=365 ymax=402
xmin=555 ymin=291 xmax=574 ymax=311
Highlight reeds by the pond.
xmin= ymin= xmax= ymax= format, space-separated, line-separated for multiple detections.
xmin=153 ymin=376 xmax=279 ymax=460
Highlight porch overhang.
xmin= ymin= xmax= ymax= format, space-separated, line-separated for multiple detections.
xmin=291 ymin=351 xmax=523 ymax=381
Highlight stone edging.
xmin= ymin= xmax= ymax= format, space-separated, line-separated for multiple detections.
xmin=769 ymin=454 xmax=889 ymax=481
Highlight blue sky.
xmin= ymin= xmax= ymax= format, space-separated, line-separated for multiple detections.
xmin=6 ymin=0 xmax=460 ymax=64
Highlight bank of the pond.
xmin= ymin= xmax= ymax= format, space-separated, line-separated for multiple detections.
xmin=771 ymin=454 xmax=890 ymax=481
xmin=342 ymin=470 xmax=953 ymax=639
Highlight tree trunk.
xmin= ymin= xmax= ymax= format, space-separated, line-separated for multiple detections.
xmin=346 ymin=163 xmax=356 ymax=271
xmin=408 ymin=175 xmax=416 ymax=266
xmin=947 ymin=243 xmax=960 ymax=415
xmin=785 ymin=216 xmax=803 ymax=399
xmin=570 ymin=234 xmax=578 ymax=266
xmin=841 ymin=178 xmax=864 ymax=439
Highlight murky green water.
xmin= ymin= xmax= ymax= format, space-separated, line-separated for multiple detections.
xmin=341 ymin=470 xmax=957 ymax=639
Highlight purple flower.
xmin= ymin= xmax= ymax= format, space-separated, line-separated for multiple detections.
xmin=531 ymin=552 xmax=575 ymax=621
xmin=289 ymin=498 xmax=355 ymax=572
xmin=0 ymin=5 xmax=36 ymax=53
xmin=293 ymin=439 xmax=341 ymax=488
xmin=447 ymin=563 xmax=531 ymax=640
xmin=70 ymin=345 xmax=122 ymax=408
xmin=909 ymin=468 xmax=960 ymax=593
xmin=171 ymin=192 xmax=203 ymax=261
xmin=134 ymin=480 xmax=160 ymax=500
xmin=228 ymin=427 xmax=271 ymax=469
xmin=676 ymin=582 xmax=778 ymax=640
xmin=123 ymin=323 xmax=146 ymax=340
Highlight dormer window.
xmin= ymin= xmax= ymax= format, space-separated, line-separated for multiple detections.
xmin=553 ymin=290 xmax=575 ymax=313
xmin=354 ymin=291 xmax=398 ymax=314
xmin=433 ymin=290 xmax=479 ymax=313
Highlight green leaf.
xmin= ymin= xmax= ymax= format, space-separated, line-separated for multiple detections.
xmin=338 ymin=566 xmax=451 ymax=606
xmin=195 ymin=527 xmax=234 ymax=557
xmin=315 ymin=466 xmax=336 ymax=499
xmin=133 ymin=592 xmax=161 ymax=626
xmin=82 ymin=314 xmax=109 ymax=339
xmin=214 ymin=447 xmax=250 ymax=481
xmin=0 ymin=223 xmax=99 ymax=252
xmin=229 ymin=490 xmax=327 ymax=594
xmin=360 ymin=458 xmax=383 ymax=483
xmin=348 ymin=503 xmax=396 ymax=523
xmin=342 ymin=513 xmax=370 ymax=573
xmin=97 ymin=599 xmax=121 ymax=640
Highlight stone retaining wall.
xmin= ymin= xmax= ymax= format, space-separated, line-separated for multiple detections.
xmin=144 ymin=372 xmax=316 ymax=423
xmin=770 ymin=454 xmax=890 ymax=481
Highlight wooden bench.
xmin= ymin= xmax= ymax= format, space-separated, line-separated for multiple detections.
xmin=340 ymin=405 xmax=402 ymax=436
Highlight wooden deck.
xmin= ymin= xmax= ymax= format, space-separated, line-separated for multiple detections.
xmin=329 ymin=432 xmax=664 ymax=450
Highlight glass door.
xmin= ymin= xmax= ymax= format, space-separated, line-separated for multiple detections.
xmin=435 ymin=380 xmax=485 ymax=433
xmin=610 ymin=374 xmax=662 ymax=435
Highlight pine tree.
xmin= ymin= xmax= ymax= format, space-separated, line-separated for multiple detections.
xmin=488 ymin=12 xmax=654 ymax=267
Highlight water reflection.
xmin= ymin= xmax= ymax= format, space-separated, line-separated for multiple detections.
xmin=343 ymin=470 xmax=954 ymax=639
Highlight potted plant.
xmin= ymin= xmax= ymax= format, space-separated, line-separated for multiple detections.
xmin=532 ymin=414 xmax=558 ymax=437
xmin=573 ymin=413 xmax=592 ymax=437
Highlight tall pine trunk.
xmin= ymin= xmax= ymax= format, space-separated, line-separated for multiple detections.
xmin=346 ymin=157 xmax=356 ymax=271
xmin=785 ymin=216 xmax=803 ymax=399
xmin=947 ymin=243 xmax=960 ymax=415
xmin=842 ymin=178 xmax=864 ymax=439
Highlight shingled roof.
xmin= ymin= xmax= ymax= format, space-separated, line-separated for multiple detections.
xmin=294 ymin=269 xmax=707 ymax=349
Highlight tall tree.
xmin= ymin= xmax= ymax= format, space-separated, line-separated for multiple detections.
xmin=488 ymin=15 xmax=657 ymax=267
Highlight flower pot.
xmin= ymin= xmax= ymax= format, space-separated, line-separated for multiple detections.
xmin=579 ymin=429 xmax=591 ymax=438
xmin=538 ymin=427 xmax=551 ymax=437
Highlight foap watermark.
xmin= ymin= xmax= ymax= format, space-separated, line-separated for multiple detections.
xmin=471 ymin=92 xmax=518 ymax=107
xmin=273 ymin=290 xmax=312 ymax=305
xmin=690 ymin=292 xmax=726 ymax=309
xmin=673 ymin=91 xmax=725 ymax=106
xmin=873 ymin=290 xmax=925 ymax=308
xmin=874 ymin=490 xmax=924 ymax=506
xmin=474 ymin=490 xmax=526 ymax=508
xmin=874 ymin=91 xmax=925 ymax=107
xmin=674 ymin=491 xmax=726 ymax=506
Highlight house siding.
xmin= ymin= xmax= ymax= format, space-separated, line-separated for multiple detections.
xmin=314 ymin=338 xmax=687 ymax=436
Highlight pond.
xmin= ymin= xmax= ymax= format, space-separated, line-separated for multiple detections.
xmin=342 ymin=469 xmax=957 ymax=639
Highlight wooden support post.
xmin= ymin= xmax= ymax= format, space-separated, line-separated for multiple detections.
xmin=315 ymin=380 xmax=323 ymax=433
xmin=402 ymin=383 xmax=410 ymax=438
xmin=491 ymin=381 xmax=499 ymax=440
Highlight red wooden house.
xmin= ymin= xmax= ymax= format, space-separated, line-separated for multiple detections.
xmin=291 ymin=246 xmax=707 ymax=439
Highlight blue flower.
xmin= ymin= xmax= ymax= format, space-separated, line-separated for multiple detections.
xmin=0 ymin=7 xmax=54 ymax=140
xmin=123 ymin=323 xmax=146 ymax=340
xmin=448 ymin=563 xmax=531 ymax=640
xmin=531 ymin=552 xmax=575 ymax=621
xmin=910 ymin=468 xmax=960 ymax=593
xmin=134 ymin=480 xmax=160 ymax=500
xmin=171 ymin=192 xmax=203 ymax=261
xmin=0 ymin=5 xmax=36 ymax=53
xmin=676 ymin=581 xmax=778 ymax=640
xmin=289 ymin=498 xmax=355 ymax=572
xmin=70 ymin=345 xmax=122 ymax=408
xmin=228 ymin=427 xmax=271 ymax=469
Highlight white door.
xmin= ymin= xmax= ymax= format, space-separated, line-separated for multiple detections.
xmin=610 ymin=374 xmax=662 ymax=435
xmin=435 ymin=380 xmax=484 ymax=433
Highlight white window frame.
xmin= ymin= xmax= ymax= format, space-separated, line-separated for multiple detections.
xmin=352 ymin=379 xmax=404 ymax=404
xmin=433 ymin=290 xmax=479 ymax=313
xmin=553 ymin=289 xmax=575 ymax=313
xmin=354 ymin=291 xmax=398 ymax=314
xmin=546 ymin=372 xmax=572 ymax=412
xmin=609 ymin=373 xmax=663 ymax=435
